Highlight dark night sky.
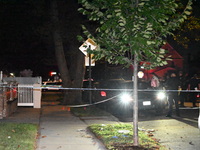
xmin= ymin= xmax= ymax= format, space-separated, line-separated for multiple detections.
xmin=0 ymin=1 xmax=62 ymax=77
xmin=0 ymin=0 xmax=199 ymax=78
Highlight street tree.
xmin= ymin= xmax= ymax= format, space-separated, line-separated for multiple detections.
xmin=173 ymin=0 xmax=200 ymax=49
xmin=0 ymin=0 xmax=86 ymax=104
xmin=78 ymin=0 xmax=192 ymax=146
xmin=173 ymin=16 xmax=200 ymax=48
xmin=48 ymin=0 xmax=85 ymax=104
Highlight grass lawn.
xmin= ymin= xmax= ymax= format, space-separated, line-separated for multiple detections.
xmin=89 ymin=123 xmax=167 ymax=150
xmin=71 ymin=107 xmax=167 ymax=150
xmin=0 ymin=122 xmax=38 ymax=150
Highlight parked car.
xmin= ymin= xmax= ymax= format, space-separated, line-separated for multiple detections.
xmin=93 ymin=79 xmax=167 ymax=116
xmin=42 ymin=81 xmax=62 ymax=91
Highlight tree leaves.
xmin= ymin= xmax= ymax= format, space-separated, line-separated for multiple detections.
xmin=78 ymin=0 xmax=192 ymax=68
xmin=173 ymin=16 xmax=200 ymax=48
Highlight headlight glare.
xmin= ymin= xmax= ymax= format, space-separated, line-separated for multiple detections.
xmin=157 ymin=92 xmax=166 ymax=100
xmin=120 ymin=93 xmax=132 ymax=104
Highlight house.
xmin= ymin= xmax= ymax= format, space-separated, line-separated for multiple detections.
xmin=140 ymin=43 xmax=183 ymax=81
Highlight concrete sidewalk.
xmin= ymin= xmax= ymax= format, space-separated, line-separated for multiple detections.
xmin=36 ymin=105 xmax=112 ymax=150
xmin=1 ymin=104 xmax=199 ymax=150
xmin=0 ymin=105 xmax=118 ymax=150
xmin=0 ymin=107 xmax=40 ymax=124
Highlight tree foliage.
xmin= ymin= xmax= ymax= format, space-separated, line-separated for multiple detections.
xmin=78 ymin=0 xmax=193 ymax=146
xmin=78 ymin=0 xmax=192 ymax=68
xmin=173 ymin=16 xmax=200 ymax=48
xmin=172 ymin=0 xmax=200 ymax=49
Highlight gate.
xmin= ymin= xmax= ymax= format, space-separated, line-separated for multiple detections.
xmin=18 ymin=84 xmax=33 ymax=106
xmin=3 ymin=77 xmax=42 ymax=108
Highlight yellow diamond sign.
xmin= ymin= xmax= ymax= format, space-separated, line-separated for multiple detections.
xmin=79 ymin=38 xmax=97 ymax=56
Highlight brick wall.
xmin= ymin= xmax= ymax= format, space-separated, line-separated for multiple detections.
xmin=0 ymin=83 xmax=18 ymax=119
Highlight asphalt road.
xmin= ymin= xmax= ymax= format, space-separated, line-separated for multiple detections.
xmin=115 ymin=104 xmax=200 ymax=150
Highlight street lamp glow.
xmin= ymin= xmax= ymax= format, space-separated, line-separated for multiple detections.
xmin=137 ymin=71 xmax=144 ymax=78
xmin=50 ymin=72 xmax=57 ymax=76
xmin=10 ymin=73 xmax=14 ymax=77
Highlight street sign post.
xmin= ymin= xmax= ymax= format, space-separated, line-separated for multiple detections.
xmin=85 ymin=56 xmax=95 ymax=66
xmin=79 ymin=38 xmax=96 ymax=66
xmin=79 ymin=38 xmax=97 ymax=55
xmin=79 ymin=38 xmax=97 ymax=104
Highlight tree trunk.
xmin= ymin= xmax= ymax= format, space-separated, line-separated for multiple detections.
xmin=69 ymin=45 xmax=85 ymax=104
xmin=133 ymin=54 xmax=139 ymax=146
xmin=133 ymin=0 xmax=139 ymax=145
xmin=50 ymin=0 xmax=85 ymax=104
xmin=50 ymin=0 xmax=72 ymax=104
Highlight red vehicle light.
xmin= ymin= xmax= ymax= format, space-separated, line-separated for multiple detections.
xmin=197 ymin=94 xmax=200 ymax=98
xmin=101 ymin=91 xmax=106 ymax=97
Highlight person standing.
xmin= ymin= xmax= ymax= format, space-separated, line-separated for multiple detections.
xmin=188 ymin=74 xmax=200 ymax=107
xmin=165 ymin=72 xmax=181 ymax=117
xmin=178 ymin=71 xmax=189 ymax=107
xmin=151 ymin=74 xmax=160 ymax=89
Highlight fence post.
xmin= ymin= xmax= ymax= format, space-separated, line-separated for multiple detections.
xmin=33 ymin=84 xmax=41 ymax=108
xmin=0 ymin=84 xmax=3 ymax=119
xmin=0 ymin=73 xmax=3 ymax=118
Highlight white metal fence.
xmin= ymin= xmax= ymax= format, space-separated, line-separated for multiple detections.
xmin=3 ymin=77 xmax=42 ymax=84
xmin=3 ymin=77 xmax=42 ymax=108
xmin=18 ymin=84 xmax=33 ymax=106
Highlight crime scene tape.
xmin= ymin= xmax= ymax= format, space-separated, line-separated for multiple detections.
xmin=65 ymin=94 xmax=121 ymax=108
xmin=1 ymin=85 xmax=200 ymax=108
xmin=1 ymin=85 xmax=200 ymax=93
xmin=1 ymin=85 xmax=199 ymax=92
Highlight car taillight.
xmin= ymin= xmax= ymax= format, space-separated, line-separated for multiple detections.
xmin=100 ymin=91 xmax=106 ymax=97
xmin=197 ymin=94 xmax=200 ymax=98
